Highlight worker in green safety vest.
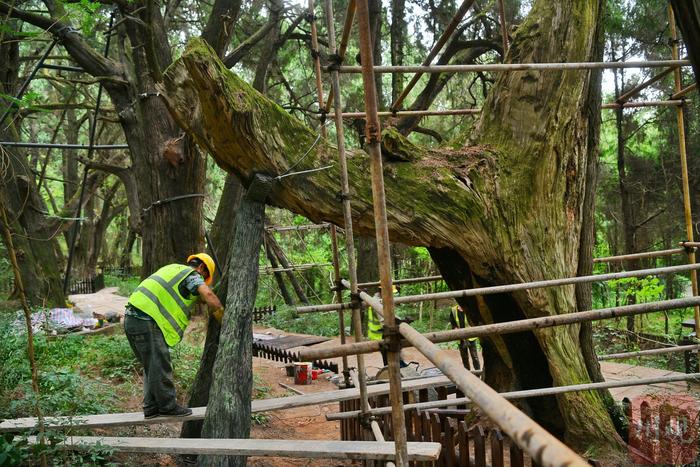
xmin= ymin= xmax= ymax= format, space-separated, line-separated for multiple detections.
xmin=124 ymin=253 xmax=223 ymax=419
xmin=367 ymin=285 xmax=408 ymax=368
xmin=450 ymin=304 xmax=481 ymax=371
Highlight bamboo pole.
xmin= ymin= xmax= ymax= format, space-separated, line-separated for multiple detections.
xmin=497 ymin=0 xmax=509 ymax=56
xmin=397 ymin=324 xmax=588 ymax=466
xmin=297 ymin=262 xmax=700 ymax=314
xmin=390 ymin=0 xmax=477 ymax=112
xmin=616 ymin=66 xmax=677 ymax=103
xmin=0 ymin=142 xmax=129 ymax=149
xmin=298 ymin=295 xmax=700 ymax=361
xmin=265 ymin=223 xmax=331 ymax=232
xmin=334 ymin=60 xmax=690 ymax=74
xmin=0 ymin=203 xmax=47 ymax=467
xmin=308 ymin=0 xmax=327 ymax=140
xmin=327 ymin=372 xmax=700 ymax=420
xmin=671 ymin=82 xmax=697 ymax=100
xmin=681 ymin=242 xmax=700 ymax=248
xmin=593 ymin=247 xmax=688 ymax=263
xmin=355 ymin=1 xmax=408 ymax=464
xmin=598 ymin=344 xmax=700 ymax=360
xmin=330 ymin=226 xmax=350 ymax=385
xmin=324 ymin=0 xmax=371 ymax=418
xmin=323 ymin=0 xmax=355 ymax=115
xmin=669 ymin=7 xmax=700 ymax=344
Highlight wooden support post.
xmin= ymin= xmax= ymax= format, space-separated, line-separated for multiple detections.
xmin=669 ymin=6 xmax=700 ymax=347
xmin=355 ymin=1 xmax=408 ymax=464
xmin=323 ymin=0 xmax=372 ymax=420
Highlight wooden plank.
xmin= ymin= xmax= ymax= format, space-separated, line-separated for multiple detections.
xmin=28 ymin=436 xmax=442 ymax=461
xmin=458 ymin=421 xmax=469 ymax=467
xmin=444 ymin=420 xmax=455 ymax=466
xmin=509 ymin=439 xmax=524 ymax=467
xmin=472 ymin=426 xmax=486 ymax=467
xmin=490 ymin=429 xmax=504 ymax=467
xmin=1 ymin=376 xmax=451 ymax=432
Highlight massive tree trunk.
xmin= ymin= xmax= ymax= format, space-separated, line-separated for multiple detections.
xmin=161 ymin=0 xmax=621 ymax=453
xmin=670 ymin=0 xmax=700 ymax=83
xmin=0 ymin=29 xmax=65 ymax=306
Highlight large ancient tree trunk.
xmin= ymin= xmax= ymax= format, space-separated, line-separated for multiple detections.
xmin=161 ymin=0 xmax=621 ymax=452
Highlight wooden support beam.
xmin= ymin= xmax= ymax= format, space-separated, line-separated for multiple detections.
xmin=28 ymin=436 xmax=441 ymax=461
xmin=0 ymin=376 xmax=451 ymax=432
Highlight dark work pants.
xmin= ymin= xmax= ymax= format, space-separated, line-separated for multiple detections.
xmin=124 ymin=315 xmax=178 ymax=413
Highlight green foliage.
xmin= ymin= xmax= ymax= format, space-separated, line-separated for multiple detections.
xmin=0 ymin=431 xmax=116 ymax=466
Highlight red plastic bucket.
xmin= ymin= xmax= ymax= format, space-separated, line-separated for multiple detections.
xmin=294 ymin=362 xmax=311 ymax=385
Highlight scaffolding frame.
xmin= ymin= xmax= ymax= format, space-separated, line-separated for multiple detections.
xmin=1 ymin=1 xmax=698 ymax=465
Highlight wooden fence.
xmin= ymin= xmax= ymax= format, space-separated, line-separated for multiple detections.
xmin=252 ymin=341 xmax=339 ymax=373
xmin=340 ymin=385 xmax=604 ymax=467
xmin=253 ymin=306 xmax=276 ymax=323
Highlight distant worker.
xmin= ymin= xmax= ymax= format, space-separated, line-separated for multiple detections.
xmin=450 ymin=304 xmax=481 ymax=371
xmin=124 ymin=253 xmax=224 ymax=419
xmin=368 ymin=285 xmax=408 ymax=368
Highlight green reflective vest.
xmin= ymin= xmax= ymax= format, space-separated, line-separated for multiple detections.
xmin=367 ymin=306 xmax=383 ymax=341
xmin=128 ymin=264 xmax=198 ymax=347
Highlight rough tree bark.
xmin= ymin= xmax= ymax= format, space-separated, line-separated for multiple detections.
xmin=198 ymin=191 xmax=265 ymax=467
xmin=670 ymin=0 xmax=700 ymax=83
xmin=161 ymin=0 xmax=622 ymax=453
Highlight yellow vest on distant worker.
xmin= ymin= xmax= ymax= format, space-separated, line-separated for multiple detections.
xmin=451 ymin=305 xmax=477 ymax=342
xmin=367 ymin=306 xmax=383 ymax=341
xmin=128 ymin=264 xmax=198 ymax=346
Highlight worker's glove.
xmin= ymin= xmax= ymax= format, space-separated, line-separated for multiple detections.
xmin=212 ymin=307 xmax=224 ymax=323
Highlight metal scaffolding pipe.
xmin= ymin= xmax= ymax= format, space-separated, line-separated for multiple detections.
xmin=330 ymin=227 xmax=350 ymax=385
xmin=324 ymin=0 xmax=371 ymax=421
xmin=671 ymin=82 xmax=697 ymax=100
xmin=297 ymin=295 xmax=700 ymax=361
xmin=598 ymin=344 xmax=700 ymax=360
xmin=615 ymin=66 xmax=677 ymax=104
xmin=593 ymin=247 xmax=689 ymax=263
xmin=299 ymin=262 xmax=700 ymax=313
xmin=357 ymin=275 xmax=443 ymax=288
xmin=0 ymin=142 xmax=129 ymax=149
xmin=670 ymin=7 xmax=700 ymax=341
xmin=397 ymin=324 xmax=588 ymax=466
xmin=341 ymin=100 xmax=684 ymax=119
xmin=600 ymin=99 xmax=684 ymax=109
xmin=323 ymin=0 xmax=355 ymax=115
xmin=265 ymin=223 xmax=331 ymax=232
xmin=333 ymin=60 xmax=691 ymax=74
xmin=681 ymin=242 xmax=700 ymax=248
xmin=356 ymin=0 xmax=408 ymax=463
xmin=327 ymin=372 xmax=700 ymax=420
xmin=390 ymin=0 xmax=477 ymax=112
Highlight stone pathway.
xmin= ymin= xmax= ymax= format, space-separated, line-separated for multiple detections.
xmin=601 ymin=361 xmax=700 ymax=401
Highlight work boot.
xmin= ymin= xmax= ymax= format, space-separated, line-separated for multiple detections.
xmin=159 ymin=405 xmax=193 ymax=417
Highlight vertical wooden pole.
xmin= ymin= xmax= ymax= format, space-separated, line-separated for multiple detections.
xmin=355 ymin=0 xmax=409 ymax=464
xmin=309 ymin=0 xmax=349 ymax=384
xmin=669 ymin=7 xmax=700 ymax=341
xmin=324 ymin=0 xmax=371 ymax=414
xmin=0 ymin=203 xmax=47 ymax=466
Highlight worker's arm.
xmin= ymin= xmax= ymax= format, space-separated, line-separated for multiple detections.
xmin=197 ymin=284 xmax=223 ymax=309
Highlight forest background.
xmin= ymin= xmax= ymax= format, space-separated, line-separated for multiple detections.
xmin=0 ymin=0 xmax=699 ymax=460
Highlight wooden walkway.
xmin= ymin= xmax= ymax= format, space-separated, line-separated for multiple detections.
xmin=1 ymin=375 xmax=450 ymax=432
xmin=601 ymin=361 xmax=700 ymax=400
xmin=29 ymin=437 xmax=441 ymax=461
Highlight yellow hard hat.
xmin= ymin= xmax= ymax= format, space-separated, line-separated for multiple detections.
xmin=187 ymin=253 xmax=215 ymax=285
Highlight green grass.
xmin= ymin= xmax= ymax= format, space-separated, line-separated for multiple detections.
xmin=103 ymin=273 xmax=141 ymax=297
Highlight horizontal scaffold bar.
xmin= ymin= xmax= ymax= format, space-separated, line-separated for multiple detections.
xmin=265 ymin=223 xmax=332 ymax=232
xmin=593 ymin=247 xmax=690 ymax=263
xmin=681 ymin=241 xmax=700 ymax=248
xmin=0 ymin=142 xmax=129 ymax=149
xmin=327 ymin=372 xmax=700 ymax=420
xmin=299 ymin=262 xmax=700 ymax=313
xmin=356 ymin=275 xmax=443 ymax=288
xmin=0 ymin=376 xmax=450 ymax=432
xmin=341 ymin=100 xmax=684 ymax=119
xmin=598 ymin=344 xmax=700 ymax=360
xmin=332 ymin=60 xmax=691 ymax=74
xmin=298 ymin=295 xmax=700 ymax=361
xmin=260 ymin=262 xmax=332 ymax=274
xmin=28 ymin=437 xmax=441 ymax=461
